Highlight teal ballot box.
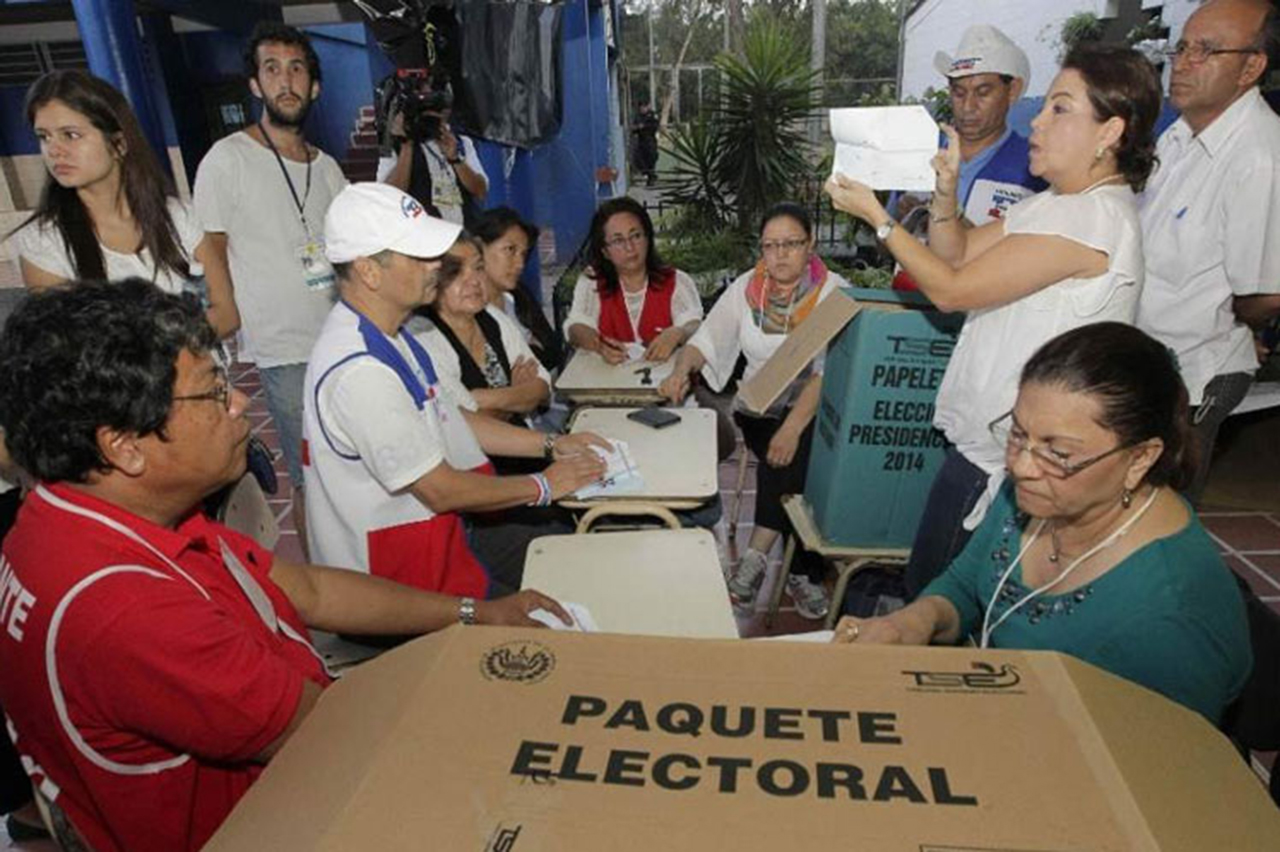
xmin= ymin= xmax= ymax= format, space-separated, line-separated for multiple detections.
xmin=805 ymin=288 xmax=962 ymax=548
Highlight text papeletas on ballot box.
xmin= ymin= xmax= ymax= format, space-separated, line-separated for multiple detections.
xmin=806 ymin=287 xmax=964 ymax=548
xmin=205 ymin=626 xmax=1280 ymax=851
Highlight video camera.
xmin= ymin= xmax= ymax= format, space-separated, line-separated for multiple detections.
xmin=376 ymin=70 xmax=452 ymax=145
xmin=353 ymin=0 xmax=459 ymax=147
xmin=355 ymin=0 xmax=566 ymax=149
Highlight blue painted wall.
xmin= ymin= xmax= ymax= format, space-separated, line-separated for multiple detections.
xmin=488 ymin=0 xmax=613 ymax=266
xmin=0 ymin=86 xmax=36 ymax=155
xmin=178 ymin=22 xmax=374 ymax=164
xmin=0 ymin=3 xmax=625 ymax=281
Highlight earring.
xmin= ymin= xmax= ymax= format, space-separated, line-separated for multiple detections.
xmin=1121 ymin=489 xmax=1134 ymax=509
xmin=1094 ymin=146 xmax=1106 ymax=162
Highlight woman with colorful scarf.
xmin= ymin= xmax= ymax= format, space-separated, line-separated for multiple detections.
xmin=564 ymin=197 xmax=703 ymax=364
xmin=659 ymin=202 xmax=851 ymax=620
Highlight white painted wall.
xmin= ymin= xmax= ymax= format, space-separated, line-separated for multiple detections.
xmin=901 ymin=0 xmax=1202 ymax=100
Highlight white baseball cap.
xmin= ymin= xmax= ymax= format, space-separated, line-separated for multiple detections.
xmin=934 ymin=24 xmax=1031 ymax=88
xmin=324 ymin=182 xmax=462 ymax=264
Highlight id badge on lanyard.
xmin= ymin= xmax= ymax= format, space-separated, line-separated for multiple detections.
xmin=298 ymin=234 xmax=335 ymax=291
xmin=260 ymin=121 xmax=336 ymax=291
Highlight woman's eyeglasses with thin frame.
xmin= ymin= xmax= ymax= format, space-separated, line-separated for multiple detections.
xmin=988 ymin=410 xmax=1136 ymax=479
xmin=604 ymin=231 xmax=647 ymax=251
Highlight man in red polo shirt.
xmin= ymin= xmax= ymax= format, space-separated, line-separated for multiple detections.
xmin=0 ymin=279 xmax=567 ymax=852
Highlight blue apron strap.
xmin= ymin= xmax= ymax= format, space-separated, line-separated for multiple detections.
xmin=344 ymin=301 xmax=430 ymax=410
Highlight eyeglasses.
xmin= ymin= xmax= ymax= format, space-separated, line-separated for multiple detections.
xmin=173 ymin=370 xmax=232 ymax=412
xmin=988 ymin=411 xmax=1135 ymax=479
xmin=1161 ymin=40 xmax=1261 ymax=66
xmin=604 ymin=231 xmax=646 ymax=250
xmin=760 ymin=238 xmax=809 ymax=256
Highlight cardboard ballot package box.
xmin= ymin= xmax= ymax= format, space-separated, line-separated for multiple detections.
xmin=806 ymin=288 xmax=962 ymax=548
xmin=207 ymin=627 xmax=1280 ymax=851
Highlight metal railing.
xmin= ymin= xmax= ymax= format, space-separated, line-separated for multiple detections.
xmin=639 ymin=177 xmax=863 ymax=254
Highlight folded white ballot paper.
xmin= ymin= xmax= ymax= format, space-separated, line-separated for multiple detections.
xmin=830 ymin=105 xmax=938 ymax=192
xmin=572 ymin=439 xmax=644 ymax=499
xmin=528 ymin=602 xmax=599 ymax=632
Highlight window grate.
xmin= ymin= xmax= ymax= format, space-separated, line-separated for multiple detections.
xmin=0 ymin=41 xmax=89 ymax=87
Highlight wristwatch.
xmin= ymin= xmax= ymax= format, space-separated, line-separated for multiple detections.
xmin=458 ymin=596 xmax=477 ymax=625
xmin=875 ymin=218 xmax=897 ymax=242
xmin=448 ymin=156 xmax=463 ymax=165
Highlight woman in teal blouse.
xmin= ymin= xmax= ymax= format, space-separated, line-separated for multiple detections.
xmin=834 ymin=323 xmax=1251 ymax=723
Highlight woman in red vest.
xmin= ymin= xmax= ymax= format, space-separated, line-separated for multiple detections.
xmin=564 ymin=197 xmax=703 ymax=364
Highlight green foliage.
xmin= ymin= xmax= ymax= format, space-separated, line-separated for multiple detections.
xmin=660 ymin=226 xmax=748 ymax=271
xmin=1125 ymin=16 xmax=1167 ymax=46
xmin=844 ymin=265 xmax=894 ymax=290
xmin=853 ymin=82 xmax=899 ymax=107
xmin=659 ymin=227 xmax=753 ymax=293
xmin=712 ymin=19 xmax=818 ymax=228
xmin=552 ymin=265 xmax=582 ymax=330
xmin=917 ymin=86 xmax=953 ymax=124
xmin=659 ymin=118 xmax=731 ymax=232
xmin=1060 ymin=12 xmax=1104 ymax=56
xmin=824 ymin=0 xmax=900 ymax=85
xmin=656 ymin=17 xmax=816 ymax=233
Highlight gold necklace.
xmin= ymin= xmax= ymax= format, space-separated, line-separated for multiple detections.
xmin=1081 ymin=173 xmax=1124 ymax=194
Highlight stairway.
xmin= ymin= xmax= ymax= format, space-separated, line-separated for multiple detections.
xmin=341 ymin=105 xmax=380 ymax=183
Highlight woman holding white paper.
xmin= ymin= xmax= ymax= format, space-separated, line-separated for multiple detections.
xmin=659 ymin=202 xmax=851 ymax=621
xmin=824 ymin=44 xmax=1161 ymax=601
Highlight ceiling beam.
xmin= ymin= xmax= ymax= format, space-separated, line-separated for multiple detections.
xmin=138 ymin=0 xmax=281 ymax=33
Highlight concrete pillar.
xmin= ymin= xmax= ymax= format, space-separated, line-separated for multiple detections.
xmin=71 ymin=0 xmax=167 ymax=159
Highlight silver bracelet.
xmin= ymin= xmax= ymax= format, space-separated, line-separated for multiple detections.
xmin=929 ymin=209 xmax=957 ymax=225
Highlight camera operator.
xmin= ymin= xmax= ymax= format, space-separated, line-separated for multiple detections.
xmin=378 ymin=89 xmax=488 ymax=227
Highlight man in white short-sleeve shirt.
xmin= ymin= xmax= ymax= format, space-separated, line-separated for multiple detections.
xmin=1137 ymin=0 xmax=1280 ymax=501
xmin=304 ymin=183 xmax=607 ymax=598
xmin=193 ymin=23 xmax=347 ymax=529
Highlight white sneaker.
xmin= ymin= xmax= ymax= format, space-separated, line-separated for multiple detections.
xmin=727 ymin=549 xmax=768 ymax=608
xmin=787 ymin=575 xmax=830 ymax=621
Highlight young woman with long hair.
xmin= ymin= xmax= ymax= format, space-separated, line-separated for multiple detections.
xmin=13 ymin=70 xmax=238 ymax=338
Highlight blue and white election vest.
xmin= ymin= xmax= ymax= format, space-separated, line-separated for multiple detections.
xmin=962 ymin=131 xmax=1046 ymax=225
xmin=302 ymin=302 xmax=492 ymax=598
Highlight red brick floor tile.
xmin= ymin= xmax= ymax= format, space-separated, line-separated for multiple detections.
xmin=1201 ymin=515 xmax=1280 ymax=553
xmin=274 ymin=530 xmax=305 ymax=564
xmin=1226 ymin=555 xmax=1280 ymax=598
xmin=1238 ymin=554 xmax=1280 ymax=591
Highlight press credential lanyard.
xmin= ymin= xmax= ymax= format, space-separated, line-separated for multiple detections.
xmin=259 ymin=121 xmax=314 ymax=234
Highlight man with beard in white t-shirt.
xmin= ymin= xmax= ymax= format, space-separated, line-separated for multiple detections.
xmin=194 ymin=22 xmax=348 ymax=549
